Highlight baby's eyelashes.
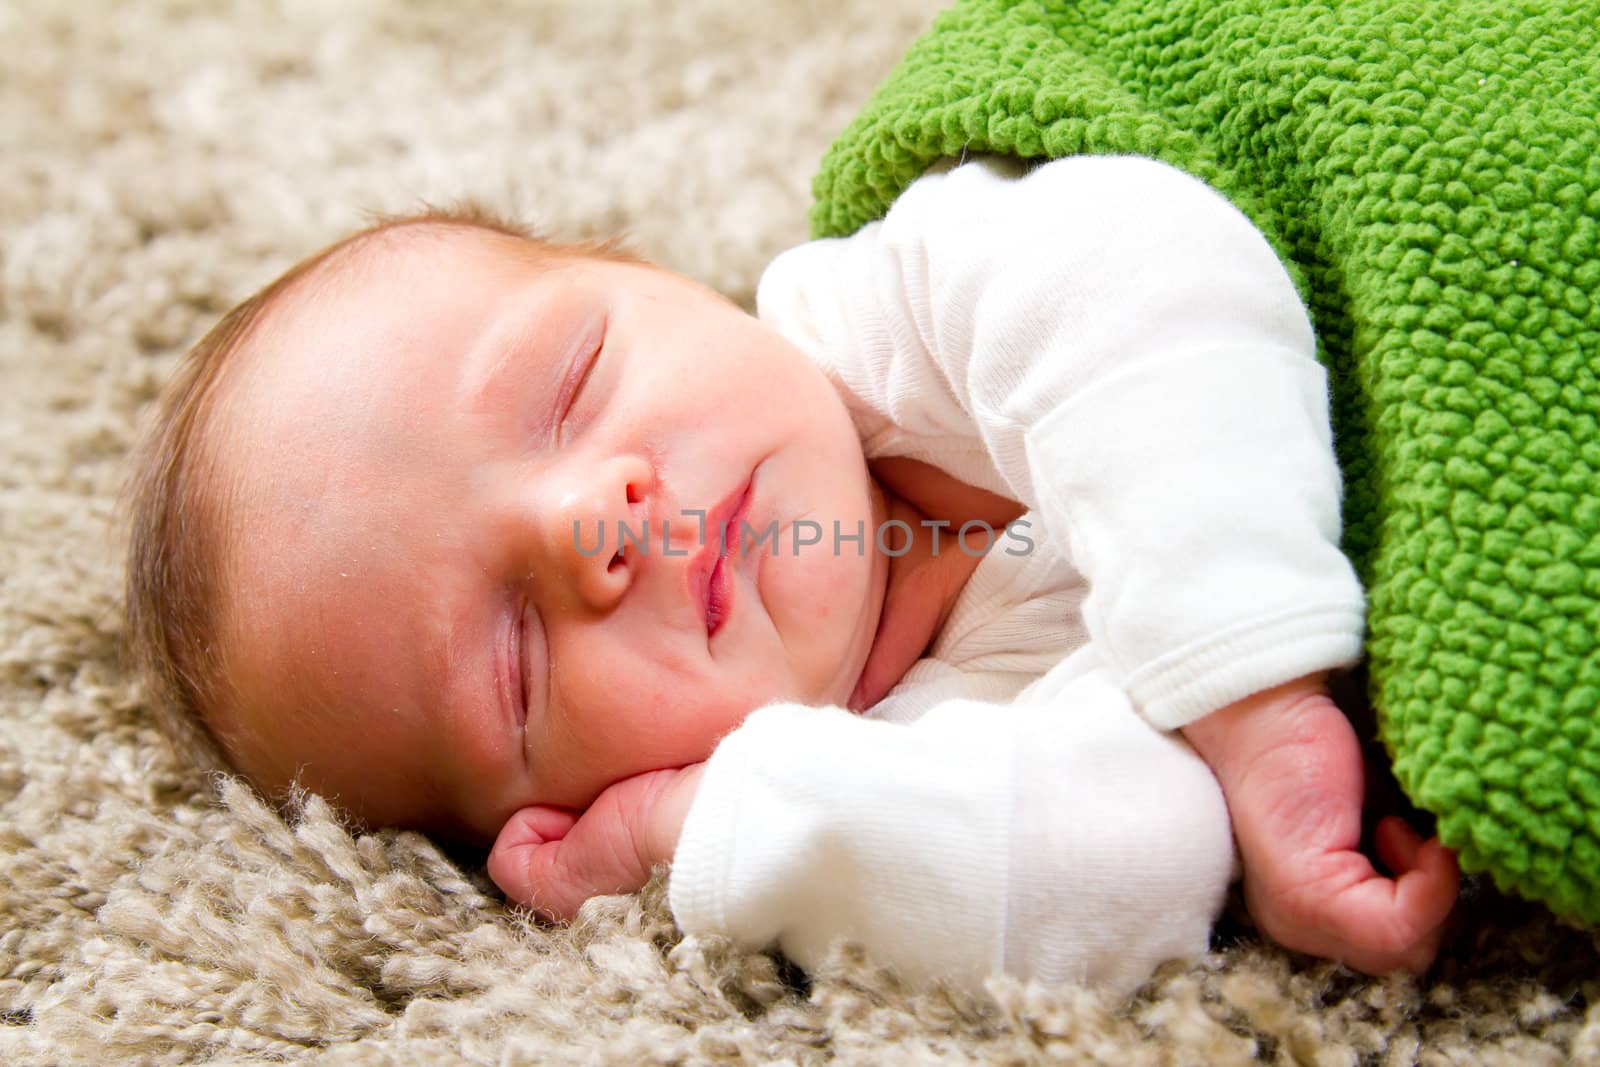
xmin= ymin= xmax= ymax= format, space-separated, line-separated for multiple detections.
xmin=512 ymin=595 xmax=535 ymax=730
xmin=553 ymin=326 xmax=605 ymax=447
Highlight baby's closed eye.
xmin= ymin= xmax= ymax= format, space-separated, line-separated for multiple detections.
xmin=510 ymin=594 xmax=546 ymax=733
xmin=552 ymin=317 xmax=606 ymax=447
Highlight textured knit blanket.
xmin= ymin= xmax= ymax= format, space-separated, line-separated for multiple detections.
xmin=811 ymin=0 xmax=1600 ymax=923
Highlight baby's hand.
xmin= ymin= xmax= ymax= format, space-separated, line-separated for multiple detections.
xmin=487 ymin=763 xmax=705 ymax=921
xmin=1181 ymin=675 xmax=1460 ymax=975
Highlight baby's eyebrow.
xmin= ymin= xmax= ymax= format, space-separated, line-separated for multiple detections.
xmin=459 ymin=285 xmax=603 ymax=447
xmin=458 ymin=307 xmax=559 ymax=436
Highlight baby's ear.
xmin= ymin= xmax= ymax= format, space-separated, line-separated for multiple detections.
xmin=487 ymin=805 xmax=578 ymax=907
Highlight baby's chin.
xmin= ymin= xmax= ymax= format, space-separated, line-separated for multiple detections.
xmin=807 ymin=571 xmax=886 ymax=712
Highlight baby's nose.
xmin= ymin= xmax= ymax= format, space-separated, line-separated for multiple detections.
xmin=535 ymin=456 xmax=655 ymax=609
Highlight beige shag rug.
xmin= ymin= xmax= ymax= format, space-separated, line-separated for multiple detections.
xmin=5 ymin=2 xmax=1600 ymax=1062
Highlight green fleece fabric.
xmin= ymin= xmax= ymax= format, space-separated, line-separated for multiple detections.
xmin=811 ymin=0 xmax=1600 ymax=922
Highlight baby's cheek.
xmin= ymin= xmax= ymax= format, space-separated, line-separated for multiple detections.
xmin=761 ymin=533 xmax=876 ymax=689
xmin=764 ymin=530 xmax=859 ymax=624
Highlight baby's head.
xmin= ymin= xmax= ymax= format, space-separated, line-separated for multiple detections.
xmin=126 ymin=207 xmax=887 ymax=844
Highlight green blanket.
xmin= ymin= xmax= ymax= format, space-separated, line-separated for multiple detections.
xmin=811 ymin=0 xmax=1600 ymax=922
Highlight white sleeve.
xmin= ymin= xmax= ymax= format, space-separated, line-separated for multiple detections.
xmin=668 ymin=671 xmax=1235 ymax=999
xmin=758 ymin=155 xmax=1365 ymax=730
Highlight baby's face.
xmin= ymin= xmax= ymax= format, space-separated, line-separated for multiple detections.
xmin=215 ymin=228 xmax=885 ymax=843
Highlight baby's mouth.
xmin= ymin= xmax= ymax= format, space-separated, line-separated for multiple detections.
xmin=694 ymin=476 xmax=753 ymax=638
xmin=706 ymin=555 xmax=731 ymax=636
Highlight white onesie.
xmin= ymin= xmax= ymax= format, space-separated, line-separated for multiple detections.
xmin=667 ymin=155 xmax=1367 ymax=998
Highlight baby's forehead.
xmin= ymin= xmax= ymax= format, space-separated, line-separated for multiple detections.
xmin=237 ymin=222 xmax=532 ymax=384
xmin=212 ymin=219 xmax=657 ymax=533
xmin=211 ymin=225 xmax=520 ymax=520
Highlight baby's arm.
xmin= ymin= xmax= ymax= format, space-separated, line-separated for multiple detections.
xmin=1181 ymin=673 xmax=1459 ymax=974
xmin=495 ymin=682 xmax=1235 ymax=999
xmin=759 ymin=153 xmax=1460 ymax=974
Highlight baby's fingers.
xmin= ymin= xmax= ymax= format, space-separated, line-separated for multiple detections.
xmin=1316 ymin=822 xmax=1458 ymax=974
xmin=487 ymin=768 xmax=695 ymax=922
xmin=1375 ymin=817 xmax=1461 ymax=937
xmin=487 ymin=805 xmax=587 ymax=920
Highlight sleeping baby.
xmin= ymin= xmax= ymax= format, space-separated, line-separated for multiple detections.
xmin=124 ymin=154 xmax=1460 ymax=998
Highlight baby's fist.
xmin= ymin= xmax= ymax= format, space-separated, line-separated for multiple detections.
xmin=488 ymin=763 xmax=705 ymax=921
xmin=1184 ymin=676 xmax=1460 ymax=976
